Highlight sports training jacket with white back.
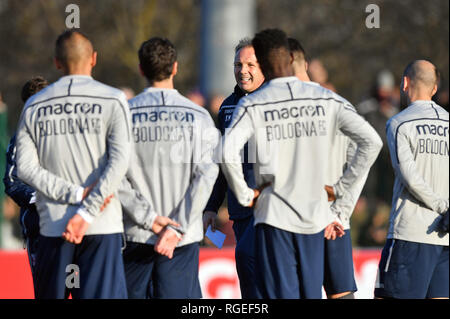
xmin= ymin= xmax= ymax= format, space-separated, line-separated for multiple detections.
xmin=222 ymin=76 xmax=383 ymax=235
xmin=15 ymin=75 xmax=132 ymax=236
xmin=123 ymin=87 xmax=219 ymax=247
xmin=386 ymin=100 xmax=449 ymax=245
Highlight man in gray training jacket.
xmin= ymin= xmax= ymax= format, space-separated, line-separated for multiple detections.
xmin=375 ymin=60 xmax=449 ymax=299
xmin=15 ymin=30 xmax=171 ymax=299
xmin=122 ymin=37 xmax=219 ymax=299
xmin=221 ymin=29 xmax=382 ymax=299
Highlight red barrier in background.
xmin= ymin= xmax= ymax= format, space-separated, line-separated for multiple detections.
xmin=0 ymin=247 xmax=381 ymax=299
xmin=199 ymin=247 xmax=382 ymax=299
xmin=0 ymin=250 xmax=34 ymax=299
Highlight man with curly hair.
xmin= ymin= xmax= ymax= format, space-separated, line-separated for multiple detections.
xmin=221 ymin=29 xmax=382 ymax=298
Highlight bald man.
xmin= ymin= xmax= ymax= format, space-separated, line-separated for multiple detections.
xmin=15 ymin=30 xmax=172 ymax=299
xmin=375 ymin=60 xmax=449 ymax=299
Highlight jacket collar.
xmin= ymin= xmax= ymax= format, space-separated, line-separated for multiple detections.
xmin=233 ymin=85 xmax=247 ymax=99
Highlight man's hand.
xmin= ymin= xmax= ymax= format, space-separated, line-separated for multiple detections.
xmin=151 ymin=216 xmax=181 ymax=235
xmin=62 ymin=213 xmax=90 ymax=244
xmin=437 ymin=210 xmax=449 ymax=234
xmin=203 ymin=211 xmax=217 ymax=233
xmin=100 ymin=194 xmax=114 ymax=212
xmin=154 ymin=227 xmax=181 ymax=259
xmin=82 ymin=180 xmax=98 ymax=200
xmin=248 ymin=182 xmax=271 ymax=208
xmin=324 ymin=220 xmax=345 ymax=240
xmin=325 ymin=185 xmax=336 ymax=202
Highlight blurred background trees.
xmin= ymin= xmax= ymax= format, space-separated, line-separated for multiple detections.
xmin=0 ymin=0 xmax=202 ymax=132
xmin=0 ymin=0 xmax=448 ymax=248
xmin=257 ymin=0 xmax=449 ymax=106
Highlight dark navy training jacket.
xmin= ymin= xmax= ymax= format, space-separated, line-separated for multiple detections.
xmin=3 ymin=134 xmax=39 ymax=238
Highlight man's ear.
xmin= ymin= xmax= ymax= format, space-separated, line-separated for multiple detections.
xmin=431 ymin=83 xmax=438 ymax=97
xmin=172 ymin=61 xmax=178 ymax=77
xmin=54 ymin=57 xmax=63 ymax=70
xmin=289 ymin=52 xmax=294 ymax=65
xmin=91 ymin=51 xmax=97 ymax=68
xmin=401 ymin=76 xmax=409 ymax=92
xmin=138 ymin=64 xmax=145 ymax=76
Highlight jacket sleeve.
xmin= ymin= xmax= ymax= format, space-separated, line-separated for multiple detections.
xmin=331 ymin=137 xmax=370 ymax=222
xmin=221 ymin=101 xmax=256 ymax=207
xmin=168 ymin=116 xmax=220 ymax=234
xmin=203 ymin=168 xmax=227 ymax=213
xmin=78 ymin=96 xmax=133 ymax=222
xmin=118 ymin=177 xmax=158 ymax=231
xmin=203 ymin=108 xmax=228 ymax=213
xmin=3 ymin=135 xmax=36 ymax=208
xmin=330 ymin=104 xmax=383 ymax=218
xmin=16 ymin=106 xmax=84 ymax=204
xmin=386 ymin=118 xmax=449 ymax=214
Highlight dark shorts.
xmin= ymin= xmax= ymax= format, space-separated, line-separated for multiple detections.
xmin=254 ymin=223 xmax=325 ymax=299
xmin=123 ymin=241 xmax=202 ymax=299
xmin=323 ymin=230 xmax=357 ymax=295
xmin=34 ymin=233 xmax=128 ymax=299
xmin=232 ymin=215 xmax=257 ymax=299
xmin=374 ymin=239 xmax=449 ymax=299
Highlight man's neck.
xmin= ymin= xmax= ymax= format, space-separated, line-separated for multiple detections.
xmin=295 ymin=71 xmax=311 ymax=82
xmin=63 ymin=66 xmax=92 ymax=76
xmin=293 ymin=62 xmax=310 ymax=82
xmin=265 ymin=65 xmax=295 ymax=82
xmin=409 ymin=90 xmax=432 ymax=103
xmin=64 ymin=73 xmax=92 ymax=77
xmin=151 ymin=78 xmax=174 ymax=89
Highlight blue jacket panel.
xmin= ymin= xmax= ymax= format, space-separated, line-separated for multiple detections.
xmin=3 ymin=134 xmax=39 ymax=238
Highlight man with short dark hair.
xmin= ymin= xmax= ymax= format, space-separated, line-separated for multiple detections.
xmin=287 ymin=38 xmax=309 ymax=81
xmin=203 ymin=37 xmax=265 ymax=299
xmin=20 ymin=77 xmax=49 ymax=106
xmin=4 ymin=76 xmax=49 ymax=295
xmin=122 ymin=37 xmax=219 ymax=299
xmin=375 ymin=60 xmax=449 ymax=299
xmin=221 ymin=29 xmax=382 ymax=299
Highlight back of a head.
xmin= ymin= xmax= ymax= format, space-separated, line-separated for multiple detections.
xmin=21 ymin=76 xmax=49 ymax=103
xmin=252 ymin=28 xmax=291 ymax=79
xmin=288 ymin=37 xmax=306 ymax=64
xmin=55 ymin=30 xmax=94 ymax=69
xmin=403 ymin=60 xmax=439 ymax=93
xmin=288 ymin=37 xmax=308 ymax=78
xmin=139 ymin=37 xmax=177 ymax=84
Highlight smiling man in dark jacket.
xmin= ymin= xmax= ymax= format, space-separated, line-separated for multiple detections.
xmin=203 ymin=37 xmax=265 ymax=299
